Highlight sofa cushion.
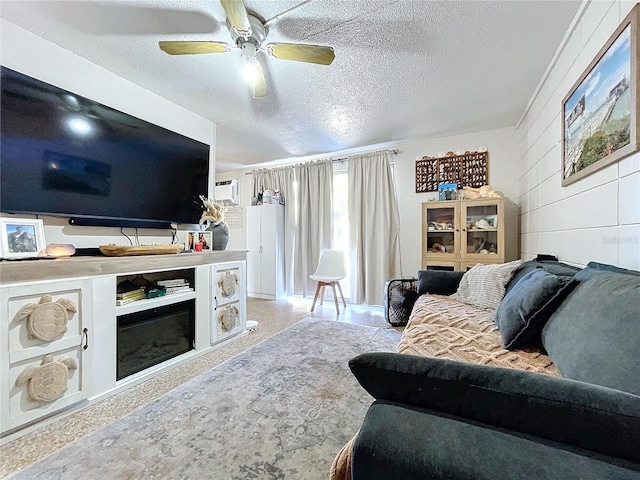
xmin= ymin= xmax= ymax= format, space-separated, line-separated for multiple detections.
xmin=450 ymin=260 xmax=522 ymax=310
xmin=349 ymin=352 xmax=640 ymax=464
xmin=586 ymin=261 xmax=640 ymax=276
xmin=353 ymin=402 xmax=640 ymax=480
xmin=494 ymin=270 xmax=578 ymax=349
xmin=542 ymin=267 xmax=640 ymax=395
xmin=416 ymin=270 xmax=464 ymax=295
xmin=504 ymin=259 xmax=580 ymax=296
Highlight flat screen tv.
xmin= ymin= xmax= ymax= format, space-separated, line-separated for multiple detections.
xmin=0 ymin=66 xmax=210 ymax=229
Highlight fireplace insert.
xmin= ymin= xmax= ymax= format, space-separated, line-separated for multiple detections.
xmin=117 ymin=300 xmax=195 ymax=381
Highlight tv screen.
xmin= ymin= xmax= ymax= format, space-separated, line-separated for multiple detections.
xmin=0 ymin=67 xmax=210 ymax=228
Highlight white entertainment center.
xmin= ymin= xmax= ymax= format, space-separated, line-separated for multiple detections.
xmin=0 ymin=251 xmax=247 ymax=443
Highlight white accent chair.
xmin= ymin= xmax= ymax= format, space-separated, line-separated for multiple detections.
xmin=310 ymin=249 xmax=347 ymax=314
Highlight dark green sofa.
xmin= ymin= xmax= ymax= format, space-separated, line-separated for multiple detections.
xmin=345 ymin=261 xmax=640 ymax=479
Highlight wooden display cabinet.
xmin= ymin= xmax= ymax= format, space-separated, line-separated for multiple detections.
xmin=422 ymin=198 xmax=517 ymax=271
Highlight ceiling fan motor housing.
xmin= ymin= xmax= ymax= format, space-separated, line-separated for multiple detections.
xmin=229 ymin=14 xmax=267 ymax=48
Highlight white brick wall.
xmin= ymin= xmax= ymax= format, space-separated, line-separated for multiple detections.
xmin=517 ymin=1 xmax=640 ymax=270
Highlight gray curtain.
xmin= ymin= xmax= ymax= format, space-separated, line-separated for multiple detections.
xmin=274 ymin=167 xmax=296 ymax=295
xmin=251 ymin=160 xmax=333 ymax=297
xmin=348 ymin=151 xmax=401 ymax=305
xmin=293 ymin=160 xmax=333 ymax=296
xmin=251 ymin=168 xmax=290 ymax=204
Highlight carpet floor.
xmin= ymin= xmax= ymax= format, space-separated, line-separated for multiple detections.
xmin=9 ymin=317 xmax=401 ymax=480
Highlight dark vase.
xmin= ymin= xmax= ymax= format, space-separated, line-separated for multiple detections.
xmin=208 ymin=222 xmax=229 ymax=250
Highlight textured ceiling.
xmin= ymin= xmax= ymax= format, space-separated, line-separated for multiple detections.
xmin=0 ymin=0 xmax=581 ymax=171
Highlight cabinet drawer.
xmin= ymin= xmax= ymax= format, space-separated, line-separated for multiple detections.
xmin=7 ymin=345 xmax=85 ymax=430
xmin=212 ymin=301 xmax=243 ymax=343
xmin=5 ymin=280 xmax=86 ymax=355
xmin=214 ymin=266 xmax=242 ymax=305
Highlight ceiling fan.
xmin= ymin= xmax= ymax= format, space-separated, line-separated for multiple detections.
xmin=158 ymin=0 xmax=336 ymax=99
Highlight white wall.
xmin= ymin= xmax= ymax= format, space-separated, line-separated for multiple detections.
xmin=217 ymin=125 xmax=519 ymax=275
xmin=214 ymin=172 xmax=252 ymax=251
xmin=0 ymin=20 xmax=216 ymax=249
xmin=393 ymin=127 xmax=518 ymax=275
xmin=517 ymin=1 xmax=640 ymax=270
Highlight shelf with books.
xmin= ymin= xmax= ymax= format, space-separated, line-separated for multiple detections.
xmin=115 ymin=289 xmax=197 ymax=316
xmin=115 ymin=287 xmax=147 ymax=306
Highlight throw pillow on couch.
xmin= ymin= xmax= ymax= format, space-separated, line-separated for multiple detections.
xmin=494 ymin=270 xmax=578 ymax=349
xmin=450 ymin=260 xmax=522 ymax=310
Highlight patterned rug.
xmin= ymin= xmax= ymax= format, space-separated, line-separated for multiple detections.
xmin=10 ymin=318 xmax=401 ymax=480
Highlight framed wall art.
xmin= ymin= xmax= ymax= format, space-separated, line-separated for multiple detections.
xmin=0 ymin=218 xmax=46 ymax=259
xmin=562 ymin=4 xmax=639 ymax=186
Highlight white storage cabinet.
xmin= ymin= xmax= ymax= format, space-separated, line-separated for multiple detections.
xmin=246 ymin=205 xmax=285 ymax=299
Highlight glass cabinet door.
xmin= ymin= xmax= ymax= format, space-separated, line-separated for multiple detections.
xmin=422 ymin=202 xmax=459 ymax=260
xmin=461 ymin=200 xmax=504 ymax=261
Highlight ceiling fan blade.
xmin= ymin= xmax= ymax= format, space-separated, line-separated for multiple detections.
xmin=250 ymin=61 xmax=267 ymax=99
xmin=266 ymin=43 xmax=335 ymax=65
xmin=220 ymin=0 xmax=252 ymax=37
xmin=159 ymin=41 xmax=231 ymax=55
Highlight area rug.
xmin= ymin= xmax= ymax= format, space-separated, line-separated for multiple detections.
xmin=10 ymin=318 xmax=401 ymax=480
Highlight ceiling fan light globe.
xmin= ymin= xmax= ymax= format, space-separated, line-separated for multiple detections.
xmin=242 ymin=62 xmax=260 ymax=84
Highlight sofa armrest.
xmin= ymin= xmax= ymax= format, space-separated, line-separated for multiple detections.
xmin=349 ymin=352 xmax=640 ymax=464
xmin=417 ymin=270 xmax=464 ymax=295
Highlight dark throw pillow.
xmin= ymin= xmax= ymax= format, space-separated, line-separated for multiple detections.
xmin=417 ymin=270 xmax=465 ymax=296
xmin=494 ymin=270 xmax=578 ymax=349
xmin=504 ymin=259 xmax=580 ymax=296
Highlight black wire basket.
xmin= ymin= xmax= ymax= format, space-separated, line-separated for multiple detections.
xmin=384 ymin=277 xmax=418 ymax=327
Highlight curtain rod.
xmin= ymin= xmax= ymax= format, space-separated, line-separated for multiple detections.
xmin=243 ymin=148 xmax=400 ymax=175
xmin=330 ymin=148 xmax=400 ymax=163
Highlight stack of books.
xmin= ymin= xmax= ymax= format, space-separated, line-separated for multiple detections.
xmin=116 ymin=287 xmax=147 ymax=306
xmin=156 ymin=279 xmax=193 ymax=295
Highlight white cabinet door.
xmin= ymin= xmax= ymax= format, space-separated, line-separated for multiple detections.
xmin=1 ymin=279 xmax=93 ymax=432
xmin=260 ymin=207 xmax=278 ymax=296
xmin=246 ymin=206 xmax=262 ymax=295
xmin=211 ymin=261 xmax=246 ymax=344
xmin=246 ymin=205 xmax=284 ymax=299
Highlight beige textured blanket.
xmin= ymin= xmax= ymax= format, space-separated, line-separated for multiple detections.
xmin=398 ymin=295 xmax=558 ymax=376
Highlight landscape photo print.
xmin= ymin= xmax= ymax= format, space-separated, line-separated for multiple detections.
xmin=562 ymin=5 xmax=639 ymax=186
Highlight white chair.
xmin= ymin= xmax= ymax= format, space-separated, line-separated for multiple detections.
xmin=310 ymin=249 xmax=347 ymax=314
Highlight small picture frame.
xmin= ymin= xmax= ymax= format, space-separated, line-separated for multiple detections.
xmin=438 ymin=183 xmax=458 ymax=201
xmin=0 ymin=218 xmax=46 ymax=259
xmin=186 ymin=230 xmax=212 ymax=252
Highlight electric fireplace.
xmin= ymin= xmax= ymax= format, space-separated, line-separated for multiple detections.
xmin=117 ymin=300 xmax=195 ymax=381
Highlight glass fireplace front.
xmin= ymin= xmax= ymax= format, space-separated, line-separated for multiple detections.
xmin=117 ymin=300 xmax=195 ymax=381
